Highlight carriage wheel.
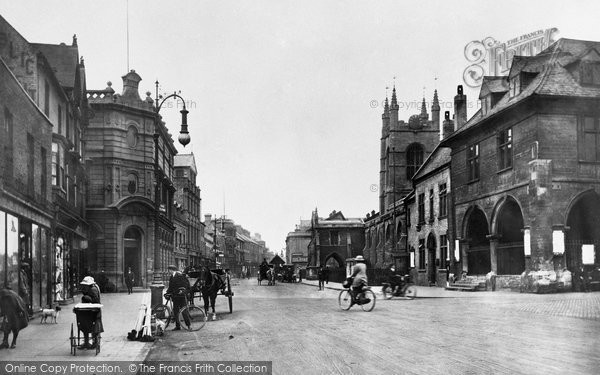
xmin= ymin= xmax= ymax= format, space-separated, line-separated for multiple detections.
xmin=153 ymin=304 xmax=172 ymax=330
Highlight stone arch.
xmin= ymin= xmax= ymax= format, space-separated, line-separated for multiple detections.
xmin=492 ymin=196 xmax=525 ymax=275
xmin=462 ymin=205 xmax=490 ymax=275
xmin=324 ymin=252 xmax=344 ymax=269
xmin=565 ymin=189 xmax=600 ymax=272
xmin=123 ymin=225 xmax=144 ymax=286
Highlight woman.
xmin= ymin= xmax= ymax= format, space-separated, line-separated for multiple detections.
xmin=79 ymin=276 xmax=104 ymax=349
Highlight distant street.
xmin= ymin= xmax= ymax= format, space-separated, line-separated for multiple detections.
xmin=145 ymin=279 xmax=600 ymax=375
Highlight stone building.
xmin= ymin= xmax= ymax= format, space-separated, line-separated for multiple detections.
xmin=441 ymin=38 xmax=600 ymax=289
xmin=308 ymin=209 xmax=365 ymax=282
xmin=174 ymin=153 xmax=205 ymax=268
xmin=0 ymin=15 xmax=88 ymax=307
xmin=85 ymin=70 xmax=178 ymax=288
xmin=364 ymin=88 xmax=441 ymax=271
xmin=285 ymin=219 xmax=311 ymax=274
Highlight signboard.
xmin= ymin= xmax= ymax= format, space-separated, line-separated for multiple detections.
xmin=582 ymin=244 xmax=595 ymax=265
xmin=291 ymin=254 xmax=308 ymax=263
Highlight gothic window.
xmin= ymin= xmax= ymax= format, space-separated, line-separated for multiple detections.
xmin=418 ymin=193 xmax=425 ymax=225
xmin=429 ymin=189 xmax=434 ymax=222
xmin=418 ymin=239 xmax=426 ymax=270
xmin=440 ymin=234 xmax=448 ymax=269
xmin=406 ymin=143 xmax=424 ymax=179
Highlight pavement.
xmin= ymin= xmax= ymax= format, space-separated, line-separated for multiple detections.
xmin=0 ymin=289 xmax=154 ymax=361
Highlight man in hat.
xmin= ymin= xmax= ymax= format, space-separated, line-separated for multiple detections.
xmin=350 ymin=255 xmax=369 ymax=303
xmin=165 ymin=265 xmax=190 ymax=331
xmin=79 ymin=276 xmax=103 ymax=349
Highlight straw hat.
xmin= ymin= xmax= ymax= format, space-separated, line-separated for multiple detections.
xmin=80 ymin=276 xmax=95 ymax=285
xmin=355 ymin=255 xmax=365 ymax=262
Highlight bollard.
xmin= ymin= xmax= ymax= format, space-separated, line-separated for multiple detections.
xmin=149 ymin=283 xmax=165 ymax=311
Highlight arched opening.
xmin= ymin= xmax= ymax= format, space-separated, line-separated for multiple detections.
xmin=566 ymin=191 xmax=600 ymax=276
xmin=496 ymin=198 xmax=525 ymax=275
xmin=466 ymin=207 xmax=490 ymax=275
xmin=325 ymin=253 xmax=345 ymax=282
xmin=406 ymin=143 xmax=424 ymax=179
xmin=123 ymin=226 xmax=142 ymax=287
xmin=427 ymin=232 xmax=437 ymax=285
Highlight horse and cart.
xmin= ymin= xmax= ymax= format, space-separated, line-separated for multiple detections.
xmin=186 ymin=266 xmax=234 ymax=318
xmin=258 ymin=264 xmax=275 ymax=285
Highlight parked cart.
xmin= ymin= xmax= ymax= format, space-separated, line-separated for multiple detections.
xmin=70 ymin=303 xmax=103 ymax=356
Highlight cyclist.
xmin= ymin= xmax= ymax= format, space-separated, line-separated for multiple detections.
xmin=388 ymin=266 xmax=405 ymax=294
xmin=165 ymin=264 xmax=190 ymax=331
xmin=351 ymin=255 xmax=369 ymax=304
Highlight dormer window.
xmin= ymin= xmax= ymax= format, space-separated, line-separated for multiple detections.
xmin=581 ymin=62 xmax=600 ymax=85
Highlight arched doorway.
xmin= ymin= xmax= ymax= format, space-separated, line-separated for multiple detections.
xmin=324 ymin=253 xmax=345 ymax=282
xmin=123 ymin=227 xmax=142 ymax=287
xmin=427 ymin=232 xmax=437 ymax=285
xmin=566 ymin=191 xmax=600 ymax=274
xmin=465 ymin=207 xmax=490 ymax=275
xmin=495 ymin=198 xmax=525 ymax=275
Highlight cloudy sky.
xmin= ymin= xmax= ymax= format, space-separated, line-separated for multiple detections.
xmin=3 ymin=0 xmax=599 ymax=253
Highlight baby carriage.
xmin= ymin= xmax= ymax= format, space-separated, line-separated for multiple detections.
xmin=70 ymin=303 xmax=103 ymax=355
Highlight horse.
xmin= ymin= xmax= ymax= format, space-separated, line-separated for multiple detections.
xmin=0 ymin=288 xmax=29 ymax=349
xmin=188 ymin=266 xmax=226 ymax=321
xmin=267 ymin=268 xmax=276 ymax=286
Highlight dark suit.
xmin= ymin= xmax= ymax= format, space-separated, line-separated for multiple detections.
xmin=167 ymin=271 xmax=190 ymax=328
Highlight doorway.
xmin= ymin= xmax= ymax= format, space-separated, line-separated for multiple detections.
xmin=123 ymin=227 xmax=142 ymax=287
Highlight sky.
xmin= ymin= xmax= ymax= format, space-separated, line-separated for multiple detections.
xmin=2 ymin=0 xmax=599 ymax=254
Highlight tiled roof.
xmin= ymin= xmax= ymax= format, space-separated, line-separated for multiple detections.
xmin=32 ymin=43 xmax=78 ymax=88
xmin=174 ymin=153 xmax=197 ymax=174
xmin=444 ymin=38 xmax=600 ymax=143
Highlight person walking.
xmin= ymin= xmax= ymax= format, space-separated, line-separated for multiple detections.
xmin=124 ymin=267 xmax=135 ymax=295
xmin=165 ymin=265 xmax=190 ymax=331
xmin=317 ymin=267 xmax=325 ymax=290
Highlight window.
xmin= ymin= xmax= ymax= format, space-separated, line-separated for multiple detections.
xmin=581 ymin=63 xmax=600 ymax=86
xmin=127 ymin=173 xmax=138 ymax=194
xmin=330 ymin=231 xmax=339 ymax=245
xmin=406 ymin=143 xmax=424 ymax=179
xmin=27 ymin=134 xmax=34 ymax=196
xmin=418 ymin=239 xmax=426 ymax=270
xmin=418 ymin=193 xmax=425 ymax=224
xmin=58 ymin=105 xmax=62 ymax=135
xmin=467 ymin=143 xmax=480 ymax=181
xmin=41 ymin=147 xmax=47 ymax=200
xmin=439 ymin=183 xmax=448 ymax=218
xmin=4 ymin=108 xmax=14 ymax=179
xmin=580 ymin=116 xmax=600 ymax=162
xmin=406 ymin=208 xmax=411 ymax=227
xmin=44 ymin=81 xmax=50 ymax=116
xmin=51 ymin=142 xmax=65 ymax=188
xmin=429 ymin=189 xmax=434 ymax=222
xmin=498 ymin=128 xmax=512 ymax=170
xmin=440 ymin=234 xmax=448 ymax=269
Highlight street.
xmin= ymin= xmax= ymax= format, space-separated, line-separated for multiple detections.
xmin=145 ymin=279 xmax=600 ymax=375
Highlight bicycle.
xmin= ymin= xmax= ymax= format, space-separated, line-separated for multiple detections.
xmin=338 ymin=279 xmax=376 ymax=312
xmin=153 ymin=287 xmax=207 ymax=332
xmin=381 ymin=275 xmax=417 ymax=300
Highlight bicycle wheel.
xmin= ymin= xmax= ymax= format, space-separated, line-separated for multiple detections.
xmin=179 ymin=306 xmax=207 ymax=331
xmin=404 ymin=285 xmax=417 ymax=299
xmin=338 ymin=290 xmax=353 ymax=310
xmin=360 ymin=289 xmax=376 ymax=312
xmin=153 ymin=304 xmax=172 ymax=330
xmin=382 ymin=285 xmax=393 ymax=300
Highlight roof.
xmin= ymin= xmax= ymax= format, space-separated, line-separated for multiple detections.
xmin=174 ymin=153 xmax=197 ymax=175
xmin=412 ymin=145 xmax=451 ymax=182
xmin=32 ymin=42 xmax=79 ymax=88
xmin=236 ymin=232 xmax=259 ymax=245
xmin=479 ymin=76 xmax=509 ymax=98
xmin=270 ymin=254 xmax=285 ymax=264
xmin=444 ymin=38 xmax=600 ymax=143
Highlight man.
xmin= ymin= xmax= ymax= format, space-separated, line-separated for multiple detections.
xmin=351 ymin=255 xmax=368 ymax=303
xmin=165 ymin=265 xmax=190 ymax=331
xmin=317 ymin=267 xmax=324 ymax=290
xmin=125 ymin=267 xmax=135 ymax=295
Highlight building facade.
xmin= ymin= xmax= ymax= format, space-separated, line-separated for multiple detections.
xmin=285 ymin=219 xmax=311 ymax=275
xmin=441 ymin=38 xmax=600 ymax=290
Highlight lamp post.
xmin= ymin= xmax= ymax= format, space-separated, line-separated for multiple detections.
xmin=152 ymin=80 xmax=191 ymax=289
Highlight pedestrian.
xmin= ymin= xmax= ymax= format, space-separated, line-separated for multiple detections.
xmin=324 ymin=265 xmax=330 ymax=285
xmin=165 ymin=265 xmax=190 ymax=331
xmin=317 ymin=267 xmax=324 ymax=290
xmin=124 ymin=267 xmax=135 ymax=295
xmin=78 ymin=276 xmax=103 ymax=349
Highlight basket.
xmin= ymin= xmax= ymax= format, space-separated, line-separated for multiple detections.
xmin=342 ymin=277 xmax=353 ymax=288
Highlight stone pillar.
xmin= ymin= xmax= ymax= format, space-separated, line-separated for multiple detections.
xmin=487 ymin=235 xmax=500 ymax=274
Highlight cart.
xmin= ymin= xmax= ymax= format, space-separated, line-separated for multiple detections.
xmin=70 ymin=303 xmax=103 ymax=355
xmin=187 ymin=267 xmax=234 ymax=314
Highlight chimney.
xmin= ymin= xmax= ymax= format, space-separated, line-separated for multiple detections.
xmin=121 ymin=70 xmax=142 ymax=100
xmin=454 ymin=85 xmax=467 ymax=129
xmin=443 ymin=111 xmax=454 ymax=139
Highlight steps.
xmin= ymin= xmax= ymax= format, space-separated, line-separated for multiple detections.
xmin=445 ymin=278 xmax=487 ymax=291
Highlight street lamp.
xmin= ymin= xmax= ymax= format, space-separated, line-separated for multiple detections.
xmin=152 ymin=80 xmax=191 ymax=286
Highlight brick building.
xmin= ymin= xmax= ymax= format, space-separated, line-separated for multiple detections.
xmin=441 ymin=38 xmax=600 ymax=289
xmin=364 ymin=88 xmax=441 ymax=271
xmin=285 ymin=219 xmax=311 ymax=275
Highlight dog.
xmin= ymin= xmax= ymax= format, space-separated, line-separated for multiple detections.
xmin=40 ymin=306 xmax=61 ymax=324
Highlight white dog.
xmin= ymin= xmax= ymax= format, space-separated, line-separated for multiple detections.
xmin=40 ymin=306 xmax=61 ymax=324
